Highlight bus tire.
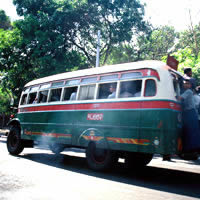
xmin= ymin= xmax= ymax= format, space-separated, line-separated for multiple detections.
xmin=86 ymin=142 xmax=117 ymax=171
xmin=7 ymin=126 xmax=24 ymax=155
xmin=125 ymin=152 xmax=153 ymax=169
xmin=49 ymin=143 xmax=65 ymax=154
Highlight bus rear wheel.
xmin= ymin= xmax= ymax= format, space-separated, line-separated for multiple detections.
xmin=86 ymin=142 xmax=117 ymax=171
xmin=7 ymin=126 xmax=24 ymax=155
xmin=125 ymin=152 xmax=153 ymax=169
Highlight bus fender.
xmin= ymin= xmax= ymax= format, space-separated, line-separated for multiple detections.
xmin=7 ymin=118 xmax=33 ymax=148
xmin=78 ymin=128 xmax=107 ymax=148
xmin=7 ymin=118 xmax=21 ymax=129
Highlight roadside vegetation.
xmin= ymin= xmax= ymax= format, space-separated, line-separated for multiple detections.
xmin=0 ymin=0 xmax=200 ymax=116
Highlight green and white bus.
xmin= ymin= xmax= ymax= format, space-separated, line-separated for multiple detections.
xmin=7 ymin=60 xmax=183 ymax=171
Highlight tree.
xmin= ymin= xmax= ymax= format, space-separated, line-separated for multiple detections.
xmin=0 ymin=86 xmax=13 ymax=127
xmin=175 ymin=24 xmax=200 ymax=60
xmin=13 ymin=0 xmax=150 ymax=67
xmin=0 ymin=10 xmax=12 ymax=30
xmin=106 ymin=26 xmax=178 ymax=64
xmin=169 ymin=48 xmax=200 ymax=84
xmin=136 ymin=26 xmax=178 ymax=60
xmin=0 ymin=0 xmax=150 ymax=101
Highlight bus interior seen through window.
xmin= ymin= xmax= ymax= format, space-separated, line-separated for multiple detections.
xmin=98 ymin=82 xmax=117 ymax=99
xmin=144 ymin=79 xmax=156 ymax=97
xmin=38 ymin=90 xmax=49 ymax=103
xmin=63 ymin=87 xmax=78 ymax=101
xmin=20 ymin=77 xmax=158 ymax=105
xmin=120 ymin=80 xmax=142 ymax=98
xmin=49 ymin=88 xmax=62 ymax=102
xmin=79 ymin=85 xmax=96 ymax=100
xmin=28 ymin=92 xmax=37 ymax=104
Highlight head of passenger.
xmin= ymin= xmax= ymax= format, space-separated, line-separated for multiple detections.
xmin=109 ymin=84 xmax=116 ymax=93
xmin=184 ymin=68 xmax=192 ymax=77
xmin=183 ymin=79 xmax=192 ymax=90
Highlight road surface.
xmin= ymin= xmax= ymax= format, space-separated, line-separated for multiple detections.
xmin=0 ymin=135 xmax=200 ymax=200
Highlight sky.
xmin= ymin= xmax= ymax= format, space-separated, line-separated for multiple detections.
xmin=142 ymin=0 xmax=200 ymax=31
xmin=0 ymin=0 xmax=200 ymax=31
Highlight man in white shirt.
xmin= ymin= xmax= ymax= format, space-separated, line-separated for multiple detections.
xmin=108 ymin=85 xmax=116 ymax=99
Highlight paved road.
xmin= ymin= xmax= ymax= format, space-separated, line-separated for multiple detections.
xmin=0 ymin=135 xmax=200 ymax=200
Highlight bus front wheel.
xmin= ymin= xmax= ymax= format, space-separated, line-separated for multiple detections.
xmin=7 ymin=126 xmax=24 ymax=155
xmin=86 ymin=142 xmax=117 ymax=171
xmin=125 ymin=152 xmax=153 ymax=168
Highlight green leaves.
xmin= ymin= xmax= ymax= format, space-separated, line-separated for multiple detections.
xmin=0 ymin=0 xmax=149 ymax=103
xmin=0 ymin=10 xmax=12 ymax=30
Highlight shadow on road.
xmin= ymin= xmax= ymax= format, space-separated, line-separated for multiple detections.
xmin=16 ymin=150 xmax=200 ymax=199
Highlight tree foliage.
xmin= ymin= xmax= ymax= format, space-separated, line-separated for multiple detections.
xmin=12 ymin=0 xmax=150 ymax=66
xmin=0 ymin=10 xmax=12 ymax=30
xmin=106 ymin=26 xmax=178 ymax=64
xmin=0 ymin=86 xmax=12 ymax=115
xmin=0 ymin=0 xmax=150 ymax=101
xmin=175 ymin=24 xmax=200 ymax=59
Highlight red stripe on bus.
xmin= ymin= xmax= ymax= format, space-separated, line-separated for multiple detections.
xmin=24 ymin=131 xmax=71 ymax=138
xmin=106 ymin=137 xmax=150 ymax=145
xmin=18 ymin=101 xmax=181 ymax=113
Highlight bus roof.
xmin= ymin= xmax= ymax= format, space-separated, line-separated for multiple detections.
xmin=25 ymin=60 xmax=168 ymax=87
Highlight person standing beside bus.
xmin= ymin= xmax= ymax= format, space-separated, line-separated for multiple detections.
xmin=178 ymin=79 xmax=200 ymax=153
xmin=193 ymin=87 xmax=200 ymax=126
xmin=184 ymin=68 xmax=196 ymax=90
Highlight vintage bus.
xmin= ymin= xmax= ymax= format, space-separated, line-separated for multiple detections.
xmin=7 ymin=60 xmax=183 ymax=171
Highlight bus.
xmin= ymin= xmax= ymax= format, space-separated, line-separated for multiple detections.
xmin=7 ymin=60 xmax=183 ymax=171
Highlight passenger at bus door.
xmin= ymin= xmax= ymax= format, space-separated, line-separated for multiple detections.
xmin=183 ymin=67 xmax=196 ymax=90
xmin=178 ymin=79 xmax=200 ymax=153
xmin=108 ymin=84 xmax=116 ymax=99
xmin=193 ymin=87 xmax=200 ymax=125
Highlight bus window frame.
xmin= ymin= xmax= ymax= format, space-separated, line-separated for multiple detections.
xmin=119 ymin=79 xmax=143 ymax=98
xmin=20 ymin=92 xmax=28 ymax=105
xmin=170 ymin=72 xmax=181 ymax=97
xmin=78 ymin=83 xmax=97 ymax=101
xmin=96 ymin=81 xmax=119 ymax=100
xmin=48 ymin=87 xmax=63 ymax=102
xmin=120 ymin=71 xmax=143 ymax=80
xmin=27 ymin=91 xmax=38 ymax=104
xmin=144 ymin=78 xmax=157 ymax=97
xmin=62 ymin=85 xmax=79 ymax=101
xmin=37 ymin=89 xmax=50 ymax=104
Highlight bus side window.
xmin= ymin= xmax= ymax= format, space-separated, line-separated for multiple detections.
xmin=20 ymin=94 xmax=27 ymax=105
xmin=78 ymin=84 xmax=95 ymax=100
xmin=144 ymin=79 xmax=156 ymax=97
xmin=63 ymin=87 xmax=78 ymax=101
xmin=97 ymin=82 xmax=117 ymax=99
xmin=97 ymin=83 xmax=117 ymax=99
xmin=27 ymin=92 xmax=37 ymax=104
xmin=120 ymin=80 xmax=142 ymax=98
xmin=49 ymin=88 xmax=62 ymax=102
xmin=38 ymin=90 xmax=49 ymax=103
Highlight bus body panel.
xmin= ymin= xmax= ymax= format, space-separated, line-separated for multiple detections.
xmin=19 ymin=99 xmax=182 ymax=155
